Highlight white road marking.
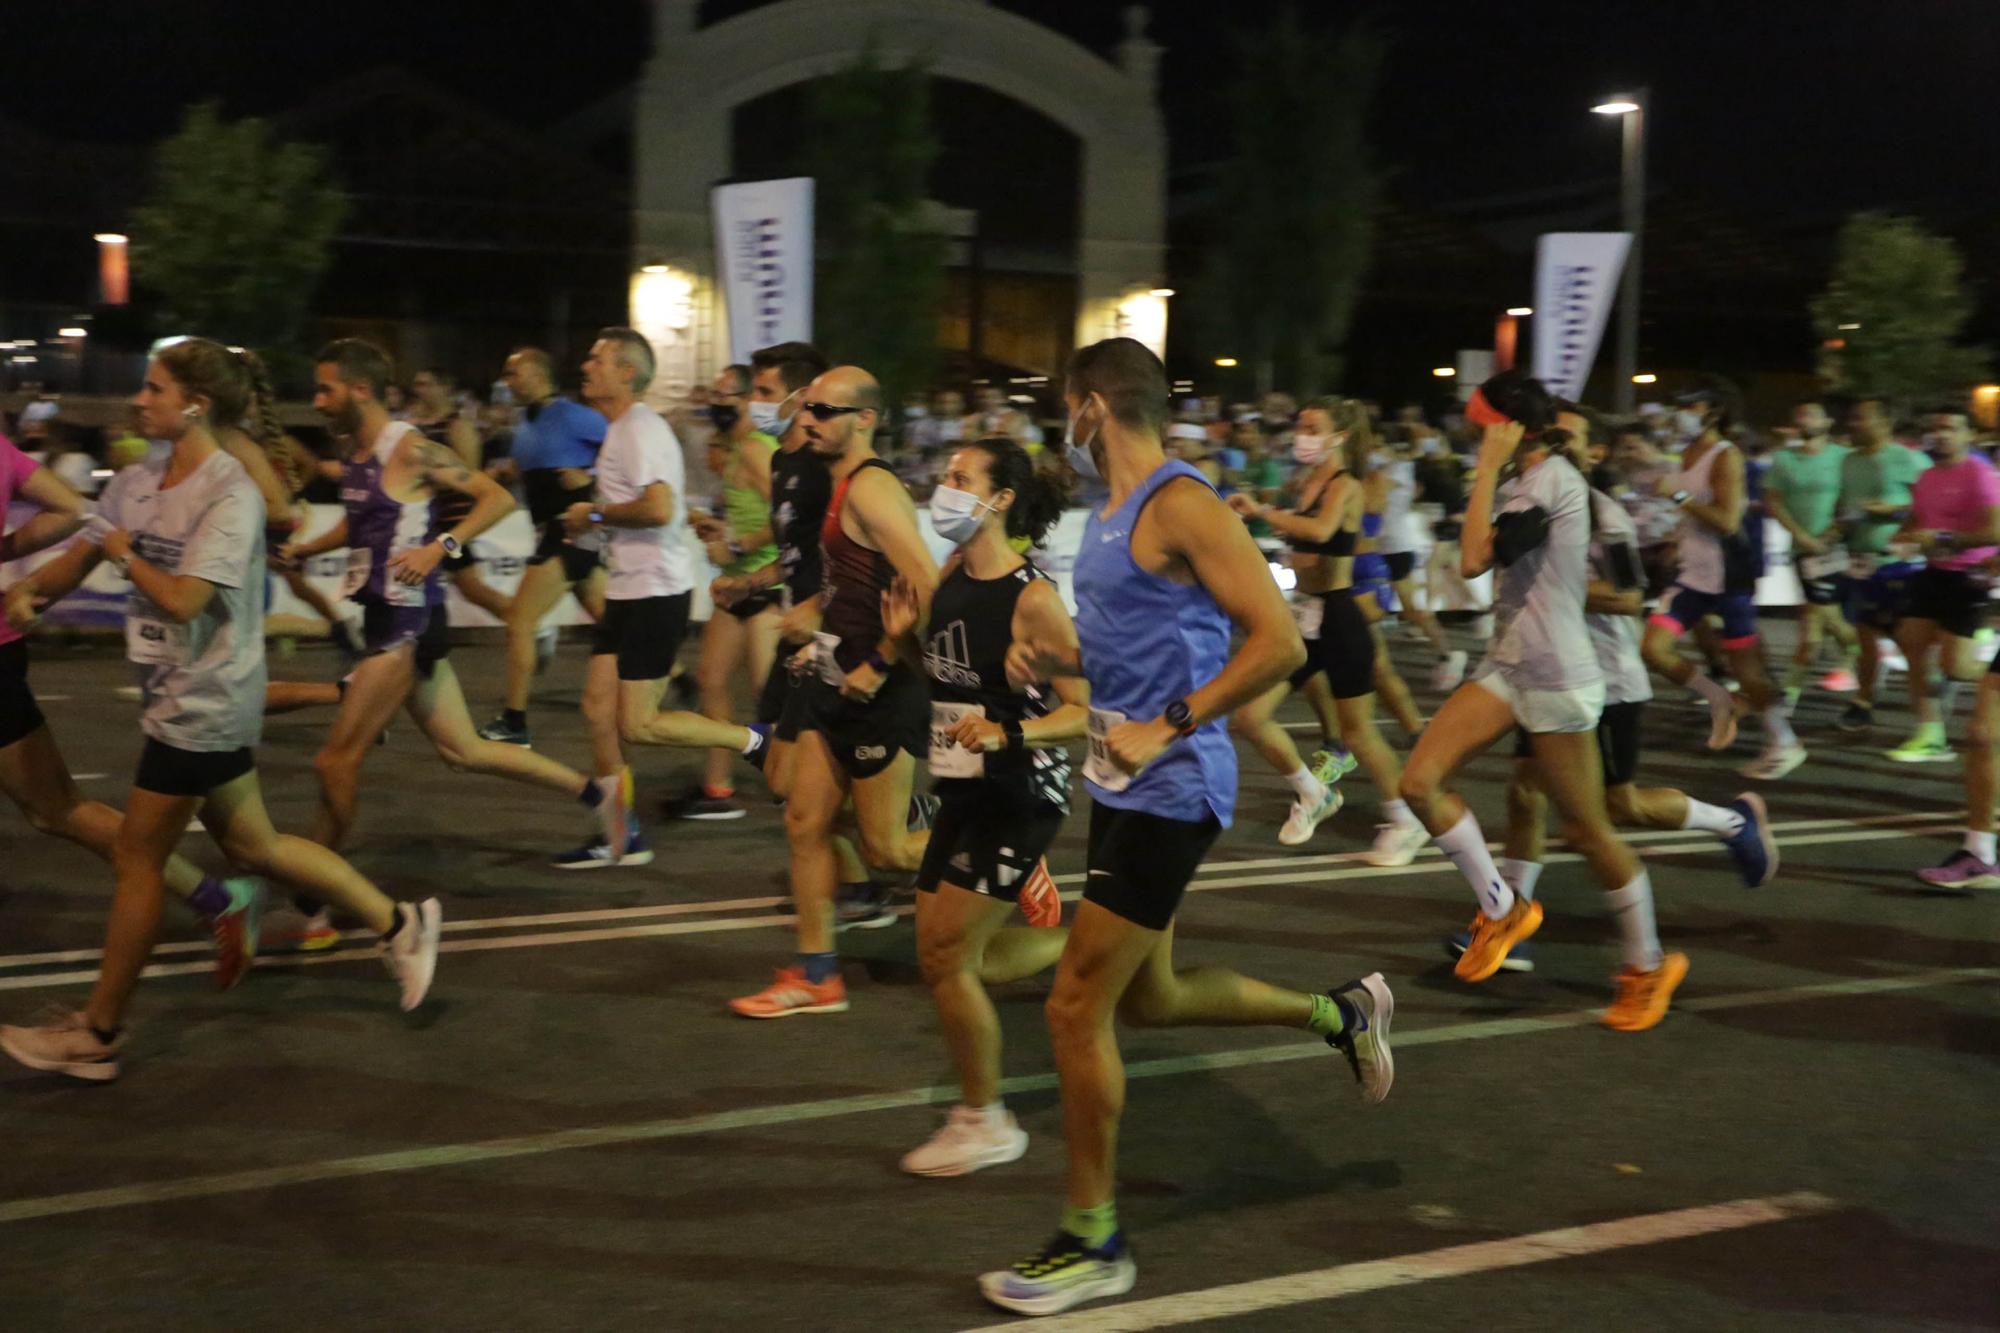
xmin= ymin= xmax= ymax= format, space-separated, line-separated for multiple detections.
xmin=956 ymin=1191 xmax=1839 ymax=1331
xmin=0 ymin=971 xmax=1981 ymax=1226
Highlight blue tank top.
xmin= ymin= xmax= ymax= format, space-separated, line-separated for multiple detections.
xmin=340 ymin=420 xmax=442 ymax=607
xmin=1354 ymin=511 xmax=1389 ymax=585
xmin=1073 ymin=459 xmax=1236 ymax=826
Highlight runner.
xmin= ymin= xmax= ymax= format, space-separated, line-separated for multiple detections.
xmin=280 ymin=339 xmax=624 ymax=871
xmin=0 ymin=429 xmax=261 ymax=984
xmin=896 ymin=436 xmax=1079 ymax=1177
xmin=476 ymin=348 xmax=609 ymax=747
xmin=1763 ymin=400 xmax=1858 ymax=711
xmin=1353 ymin=508 xmax=1426 ymax=737
xmin=729 ymin=365 xmax=941 ymax=1019
xmin=0 ymin=340 xmax=439 ymax=1080
xmin=1639 ymin=383 xmax=1805 ymax=780
xmin=975 ymin=338 xmax=1392 ymax=1317
xmin=1834 ymin=399 xmax=1929 ymax=733
xmin=1399 ymin=371 xmax=1685 ymax=1030
xmin=1226 ymin=399 xmax=1428 ymax=863
xmin=1373 ymin=426 xmax=1465 ymax=690
xmin=1882 ymin=408 xmax=1998 ymax=762
xmin=409 ymin=367 xmax=512 ymax=625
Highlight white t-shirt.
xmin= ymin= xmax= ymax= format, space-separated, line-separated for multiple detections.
xmin=597 ymin=402 xmax=692 ymax=601
xmin=1587 ymin=490 xmax=1653 ymax=707
xmin=95 ymin=448 xmax=267 ymax=752
xmin=1378 ymin=457 xmax=1418 ymax=553
xmin=1474 ymin=454 xmax=1601 ymax=693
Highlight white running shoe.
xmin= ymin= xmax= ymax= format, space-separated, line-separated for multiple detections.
xmin=1431 ymin=650 xmax=1467 ymax=692
xmin=1279 ymin=781 xmax=1343 ymax=846
xmin=901 ymin=1105 xmax=1030 ymax=1178
xmin=1366 ymin=819 xmax=1428 ymax=868
xmin=0 ymin=1008 xmax=123 ymax=1082
xmin=1742 ymin=740 xmax=1807 ymax=781
xmin=379 ymin=899 xmax=442 ymax=1011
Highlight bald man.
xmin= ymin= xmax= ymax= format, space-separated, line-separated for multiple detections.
xmin=731 ymin=366 xmax=943 ymax=1018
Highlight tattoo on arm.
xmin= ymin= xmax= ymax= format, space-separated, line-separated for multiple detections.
xmin=414 ymin=439 xmax=478 ymax=494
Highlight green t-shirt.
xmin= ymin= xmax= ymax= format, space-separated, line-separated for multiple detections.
xmin=1839 ymin=444 xmax=1930 ymax=555
xmin=1766 ymin=441 xmax=1849 ymax=538
xmin=721 ymin=431 xmax=780 ymax=575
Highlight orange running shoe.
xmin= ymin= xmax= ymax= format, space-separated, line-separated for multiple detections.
xmin=1601 ymin=951 xmax=1690 ymax=1031
xmin=729 ymin=966 xmax=850 ymax=1019
xmin=1019 ymin=858 xmax=1062 ymax=928
xmin=1453 ymin=897 xmax=1544 ymax=983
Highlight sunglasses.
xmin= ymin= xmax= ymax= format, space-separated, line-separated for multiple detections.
xmin=800 ymin=401 xmax=867 ymax=422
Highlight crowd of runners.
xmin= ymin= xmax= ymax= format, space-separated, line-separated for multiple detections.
xmin=2 ymin=324 xmax=1994 ymax=1316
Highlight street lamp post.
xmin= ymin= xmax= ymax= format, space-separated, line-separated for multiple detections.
xmin=1593 ymin=91 xmax=1647 ymax=414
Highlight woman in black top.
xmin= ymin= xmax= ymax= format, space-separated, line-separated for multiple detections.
xmin=883 ymin=436 xmax=1087 ymax=1179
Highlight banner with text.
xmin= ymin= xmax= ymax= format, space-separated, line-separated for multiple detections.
xmin=1532 ymin=232 xmax=1632 ymax=402
xmin=711 ymin=177 xmax=815 ymax=362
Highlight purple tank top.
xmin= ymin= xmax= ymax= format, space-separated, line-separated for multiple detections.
xmin=340 ymin=421 xmax=440 ymax=606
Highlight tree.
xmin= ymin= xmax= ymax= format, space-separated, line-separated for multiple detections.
xmin=801 ymin=49 xmax=948 ymax=407
xmin=130 ymin=102 xmax=347 ymax=359
xmin=1191 ymin=8 xmax=1385 ymax=397
xmin=1812 ymin=213 xmax=1988 ymax=413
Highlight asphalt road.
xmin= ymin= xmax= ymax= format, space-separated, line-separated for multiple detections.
xmin=0 ymin=630 xmax=1994 ymax=1331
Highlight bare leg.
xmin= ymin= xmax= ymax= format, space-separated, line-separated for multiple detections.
xmin=0 ymin=726 xmax=200 ymax=903
xmin=1299 ymin=673 xmax=1342 ymax=747
xmin=1229 ymin=682 xmax=1306 ymax=775
xmin=451 ymin=565 xmax=513 ymax=622
xmin=1898 ymin=619 xmax=1941 ymax=726
xmin=502 ymin=559 xmax=572 ymax=714
xmin=1503 ymin=759 xmax=1548 ymax=863
xmin=1527 ymin=730 xmax=1641 ymax=890
xmin=1398 ymin=681 xmax=1516 ymax=834
xmin=1336 ymin=692 xmax=1402 ymax=807
xmin=311 ymin=647 xmax=415 ymax=849
xmin=919 ymin=884 xmax=1031 ymax=1106
xmin=408 ymin=660 xmax=590 ymax=795
xmin=697 ymin=611 xmax=747 ymax=793
xmin=84 ymin=786 xmax=196 ymax=1031
xmin=205 ymin=770 xmax=397 ymax=931
xmin=783 ymin=730 xmax=850 ymax=955
xmin=282 ymin=567 xmax=346 ymax=628
xmin=850 ymin=751 xmax=927 ymax=873
xmin=266 ymin=680 xmax=343 ymax=714
xmin=1967 ymin=675 xmax=2000 ymax=835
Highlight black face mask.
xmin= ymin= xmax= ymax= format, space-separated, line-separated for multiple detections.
xmin=709 ymin=403 xmax=741 ymax=433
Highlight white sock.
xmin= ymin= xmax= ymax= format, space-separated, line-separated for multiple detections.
xmin=1284 ymin=767 xmax=1320 ymax=801
xmin=1435 ymin=810 xmax=1513 ymax=919
xmin=1500 ymin=857 xmax=1543 ymax=903
xmin=1965 ymin=830 xmax=1997 ymax=863
xmin=1682 ymin=798 xmax=1745 ymax=839
xmin=1381 ymin=798 xmax=1417 ymax=827
xmin=1762 ymin=705 xmax=1797 ymax=748
xmin=1604 ymin=872 xmax=1664 ymax=971
xmin=740 ymin=728 xmax=764 ymax=755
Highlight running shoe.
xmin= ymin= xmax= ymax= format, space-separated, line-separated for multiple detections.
xmin=742 ymin=722 xmax=773 ymax=772
xmin=901 ymin=1105 xmax=1030 ymax=1178
xmin=1721 ymin=793 xmax=1778 ymax=888
xmin=907 ymin=792 xmax=942 ymax=832
xmin=1743 ymin=739 xmax=1808 ymax=781
xmin=476 ymin=715 xmax=531 ymax=746
xmin=552 ymin=822 xmax=653 ymax=870
xmin=210 ymin=878 xmax=267 ymax=990
xmin=1444 ymin=920 xmax=1536 ymax=973
xmin=835 ymin=881 xmax=898 ymax=931
xmin=1601 ymin=951 xmax=1690 ymax=1032
xmin=261 ymin=905 xmax=341 ymax=952
xmin=1836 ymin=702 xmax=1873 ymax=733
xmin=378 ymin=898 xmax=442 ymax=1012
xmin=0 ymin=1008 xmax=123 ymax=1082
xmin=1326 ymin=972 xmax=1394 ymax=1104
xmin=728 ymin=966 xmax=849 ymax=1018
xmin=1278 ymin=781 xmax=1341 ymax=846
xmin=1018 ymin=858 xmax=1063 ymax=928
xmin=665 ymin=786 xmax=748 ymax=821
xmin=1915 ymin=849 xmax=2000 ymax=890
xmin=1453 ymin=898 xmax=1543 ymax=983
xmin=1885 ymin=733 xmax=1953 ymax=763
xmin=1820 ymin=668 xmax=1858 ymax=693
xmin=1366 ymin=819 xmax=1428 ymax=868
xmin=1308 ymin=747 xmax=1357 ymax=786
xmin=977 ymin=1231 xmax=1137 ymax=1317
xmin=1431 ymin=649 xmax=1468 ymax=692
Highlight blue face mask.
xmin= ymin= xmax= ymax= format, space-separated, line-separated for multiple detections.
xmin=1064 ymin=401 xmax=1102 ymax=480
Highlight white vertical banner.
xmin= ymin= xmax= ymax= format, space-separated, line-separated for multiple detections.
xmin=710 ymin=177 xmax=815 ymax=362
xmin=1532 ymin=232 xmax=1631 ymax=401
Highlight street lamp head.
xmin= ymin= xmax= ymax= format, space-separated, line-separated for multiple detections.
xmin=93 ymin=232 xmax=128 ymax=244
xmin=1592 ymin=98 xmax=1641 ymax=115
xmin=1214 ymin=357 xmax=1239 ymax=368
xmin=1506 ymin=307 xmax=1534 ymax=317
xmin=1431 ymin=367 xmax=1456 ymax=378
xmin=1150 ymin=288 xmax=1175 ymax=298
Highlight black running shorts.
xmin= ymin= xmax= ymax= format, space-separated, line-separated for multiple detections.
xmin=1081 ymin=803 xmax=1223 ymax=932
xmin=0 ymin=640 xmax=46 ymax=750
xmin=532 ymin=521 xmax=603 ymax=584
xmin=592 ymin=593 xmax=691 ymax=682
xmin=1288 ymin=588 xmax=1377 ymax=699
xmin=916 ymin=784 xmax=1066 ymax=901
xmin=794 ymin=667 xmax=929 ymax=780
xmin=359 ymin=599 xmax=452 ymax=679
xmin=1385 ymin=550 xmax=1416 ymax=582
xmin=134 ymin=738 xmax=254 ymax=798
xmin=1902 ymin=566 xmax=1989 ymax=640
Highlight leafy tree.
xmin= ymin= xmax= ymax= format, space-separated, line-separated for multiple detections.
xmin=130 ymin=102 xmax=347 ymax=358
xmin=801 ymin=50 xmax=947 ymax=407
xmin=1192 ymin=8 xmax=1385 ymax=396
xmin=1812 ymin=213 xmax=1988 ymax=412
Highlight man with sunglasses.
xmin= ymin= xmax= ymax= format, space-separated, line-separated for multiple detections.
xmin=730 ymin=366 xmax=942 ymax=1018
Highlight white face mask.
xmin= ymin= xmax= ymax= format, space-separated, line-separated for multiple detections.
xmin=929 ymin=483 xmax=998 ymax=544
xmin=1674 ymin=409 xmax=1705 ymax=439
xmin=748 ymin=400 xmax=781 ymax=433
xmin=1292 ymin=432 xmax=1330 ymax=465
xmin=1063 ymin=401 xmax=1101 ymax=480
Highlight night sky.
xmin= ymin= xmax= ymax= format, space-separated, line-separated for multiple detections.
xmin=10 ymin=0 xmax=1996 ymax=222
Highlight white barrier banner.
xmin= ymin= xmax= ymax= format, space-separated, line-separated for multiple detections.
xmin=1532 ymin=232 xmax=1632 ymax=402
xmin=711 ymin=177 xmax=815 ymax=362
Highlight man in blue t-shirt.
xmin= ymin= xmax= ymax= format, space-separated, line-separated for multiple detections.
xmin=477 ymin=347 xmax=609 ymax=747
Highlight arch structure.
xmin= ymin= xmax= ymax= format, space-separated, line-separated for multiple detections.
xmin=632 ymin=0 xmax=1167 ymax=397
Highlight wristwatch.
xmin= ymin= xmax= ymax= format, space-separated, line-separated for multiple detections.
xmin=865 ymin=650 xmax=892 ymax=674
xmin=1165 ymin=698 xmax=1197 ymax=737
xmin=438 ymin=534 xmax=462 ymax=560
xmin=589 ymin=509 xmax=605 ymax=526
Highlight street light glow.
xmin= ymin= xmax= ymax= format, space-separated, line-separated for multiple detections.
xmin=1432 ymin=367 xmax=1456 ymax=378
xmin=1150 ymin=288 xmax=1175 ymax=298
xmin=58 ymin=327 xmax=88 ymax=338
xmin=640 ymin=264 xmax=669 ymax=274
xmin=1506 ymin=307 xmax=1534 ymax=317
xmin=1593 ymin=98 xmax=1641 ymax=115
xmin=1633 ymin=373 xmax=1658 ymax=385
xmin=1837 ymin=322 xmax=1860 ymax=331
xmin=1214 ymin=357 xmax=1238 ymax=368
xmin=93 ymin=232 xmax=128 ymax=244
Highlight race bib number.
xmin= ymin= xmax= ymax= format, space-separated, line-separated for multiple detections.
xmin=928 ymin=701 xmax=986 ymax=779
xmin=1799 ymin=550 xmax=1846 ymax=581
xmin=341 ymin=548 xmax=371 ymax=599
xmin=813 ymin=631 xmax=845 ymax=687
xmin=1084 ymin=707 xmax=1132 ymax=793
xmin=1291 ymin=594 xmax=1324 ymax=640
xmin=125 ymin=606 xmax=188 ymax=667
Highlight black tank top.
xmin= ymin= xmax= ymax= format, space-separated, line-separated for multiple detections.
xmin=820 ymin=458 xmax=899 ymax=672
xmin=1286 ymin=472 xmax=1357 ymax=557
xmin=771 ymin=442 xmax=831 ymax=600
xmin=925 ymin=560 xmax=1073 ymax=810
xmin=415 ymin=413 xmax=476 ymax=528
